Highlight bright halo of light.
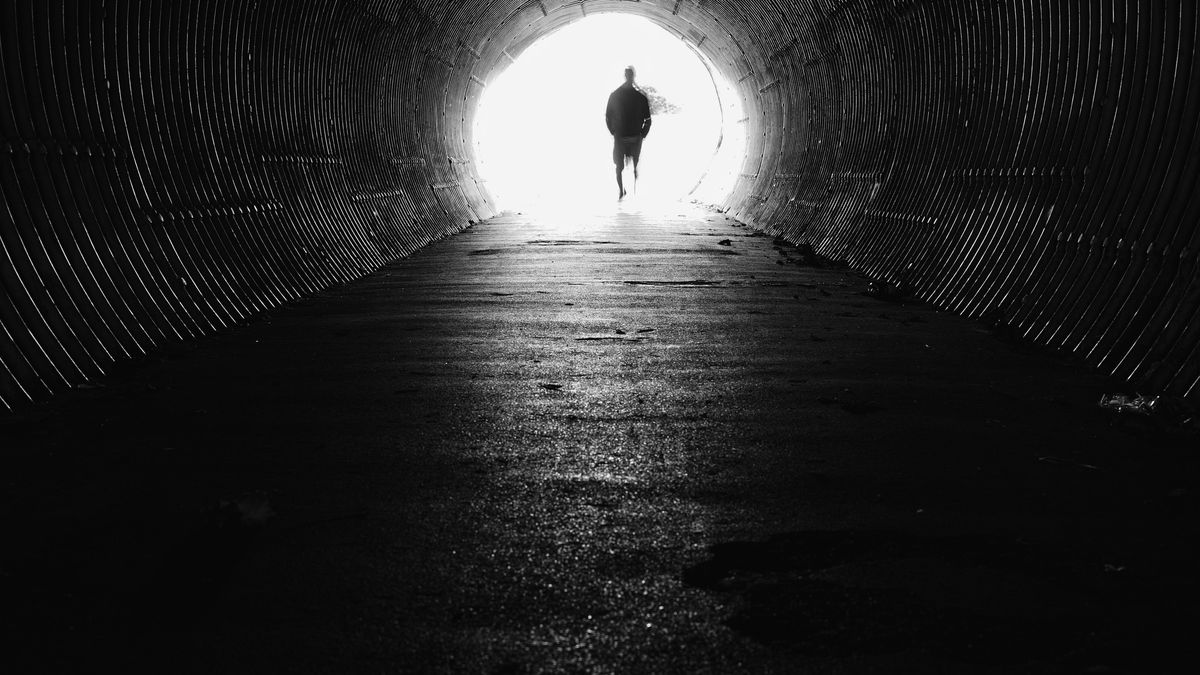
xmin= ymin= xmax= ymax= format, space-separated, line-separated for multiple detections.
xmin=473 ymin=13 xmax=745 ymax=212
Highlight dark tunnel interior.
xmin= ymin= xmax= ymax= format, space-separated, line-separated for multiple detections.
xmin=2 ymin=0 xmax=1198 ymax=409
xmin=4 ymin=1 xmax=1200 ymax=671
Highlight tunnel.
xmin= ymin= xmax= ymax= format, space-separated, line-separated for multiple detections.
xmin=3 ymin=0 xmax=1198 ymax=408
xmin=4 ymin=0 xmax=1200 ymax=671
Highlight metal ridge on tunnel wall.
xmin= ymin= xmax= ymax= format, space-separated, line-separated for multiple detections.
xmin=0 ymin=0 xmax=497 ymax=408
xmin=718 ymin=0 xmax=1200 ymax=403
xmin=1 ymin=0 xmax=1197 ymax=410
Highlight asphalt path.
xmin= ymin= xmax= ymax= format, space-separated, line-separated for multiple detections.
xmin=4 ymin=202 xmax=1197 ymax=673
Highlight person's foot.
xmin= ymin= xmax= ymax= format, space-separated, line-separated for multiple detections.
xmin=619 ymin=189 xmax=627 ymax=200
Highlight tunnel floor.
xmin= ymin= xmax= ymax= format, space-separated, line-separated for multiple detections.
xmin=4 ymin=202 xmax=1198 ymax=672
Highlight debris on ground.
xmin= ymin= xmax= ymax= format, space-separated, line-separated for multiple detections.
xmin=793 ymin=243 xmax=818 ymax=263
xmin=1098 ymin=394 xmax=1198 ymax=434
xmin=637 ymin=328 xmax=655 ymax=333
xmin=767 ymin=237 xmax=837 ymax=267
xmin=1099 ymin=393 xmax=1180 ymax=418
xmin=865 ymin=280 xmax=912 ymax=302
xmin=717 ymin=239 xmax=733 ymax=246
xmin=539 ymin=383 xmax=563 ymax=391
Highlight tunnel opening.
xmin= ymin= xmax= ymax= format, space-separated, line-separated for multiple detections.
xmin=472 ymin=13 xmax=746 ymax=212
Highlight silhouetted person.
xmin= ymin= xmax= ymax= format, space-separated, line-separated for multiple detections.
xmin=606 ymin=66 xmax=652 ymax=200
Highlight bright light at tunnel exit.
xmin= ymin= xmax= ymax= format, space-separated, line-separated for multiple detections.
xmin=474 ymin=14 xmax=745 ymax=212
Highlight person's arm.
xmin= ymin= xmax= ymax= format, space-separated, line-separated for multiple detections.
xmin=640 ymin=95 xmax=652 ymax=138
xmin=605 ymin=93 xmax=617 ymax=136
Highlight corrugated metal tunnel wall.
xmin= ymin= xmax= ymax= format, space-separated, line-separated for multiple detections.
xmin=2 ymin=0 xmax=1198 ymax=410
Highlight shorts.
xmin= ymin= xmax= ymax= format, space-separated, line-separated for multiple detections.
xmin=613 ymin=135 xmax=644 ymax=166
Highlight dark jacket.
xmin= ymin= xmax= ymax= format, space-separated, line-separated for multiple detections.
xmin=606 ymin=84 xmax=652 ymax=138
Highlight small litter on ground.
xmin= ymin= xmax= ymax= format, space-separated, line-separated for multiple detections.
xmin=866 ymin=280 xmax=911 ymax=301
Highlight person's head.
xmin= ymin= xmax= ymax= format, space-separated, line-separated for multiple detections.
xmin=624 ymin=66 xmax=636 ymax=84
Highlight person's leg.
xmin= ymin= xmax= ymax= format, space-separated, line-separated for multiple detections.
xmin=613 ymin=138 xmax=625 ymax=198
xmin=630 ymin=138 xmax=643 ymax=191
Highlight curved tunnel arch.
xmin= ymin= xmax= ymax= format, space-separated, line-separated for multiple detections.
xmin=1 ymin=0 xmax=1197 ymax=409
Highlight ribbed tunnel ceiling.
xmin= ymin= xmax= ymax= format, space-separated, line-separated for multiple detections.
xmin=2 ymin=0 xmax=1198 ymax=409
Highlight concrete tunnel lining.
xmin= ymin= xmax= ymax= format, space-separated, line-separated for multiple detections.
xmin=1 ymin=0 xmax=1198 ymax=409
